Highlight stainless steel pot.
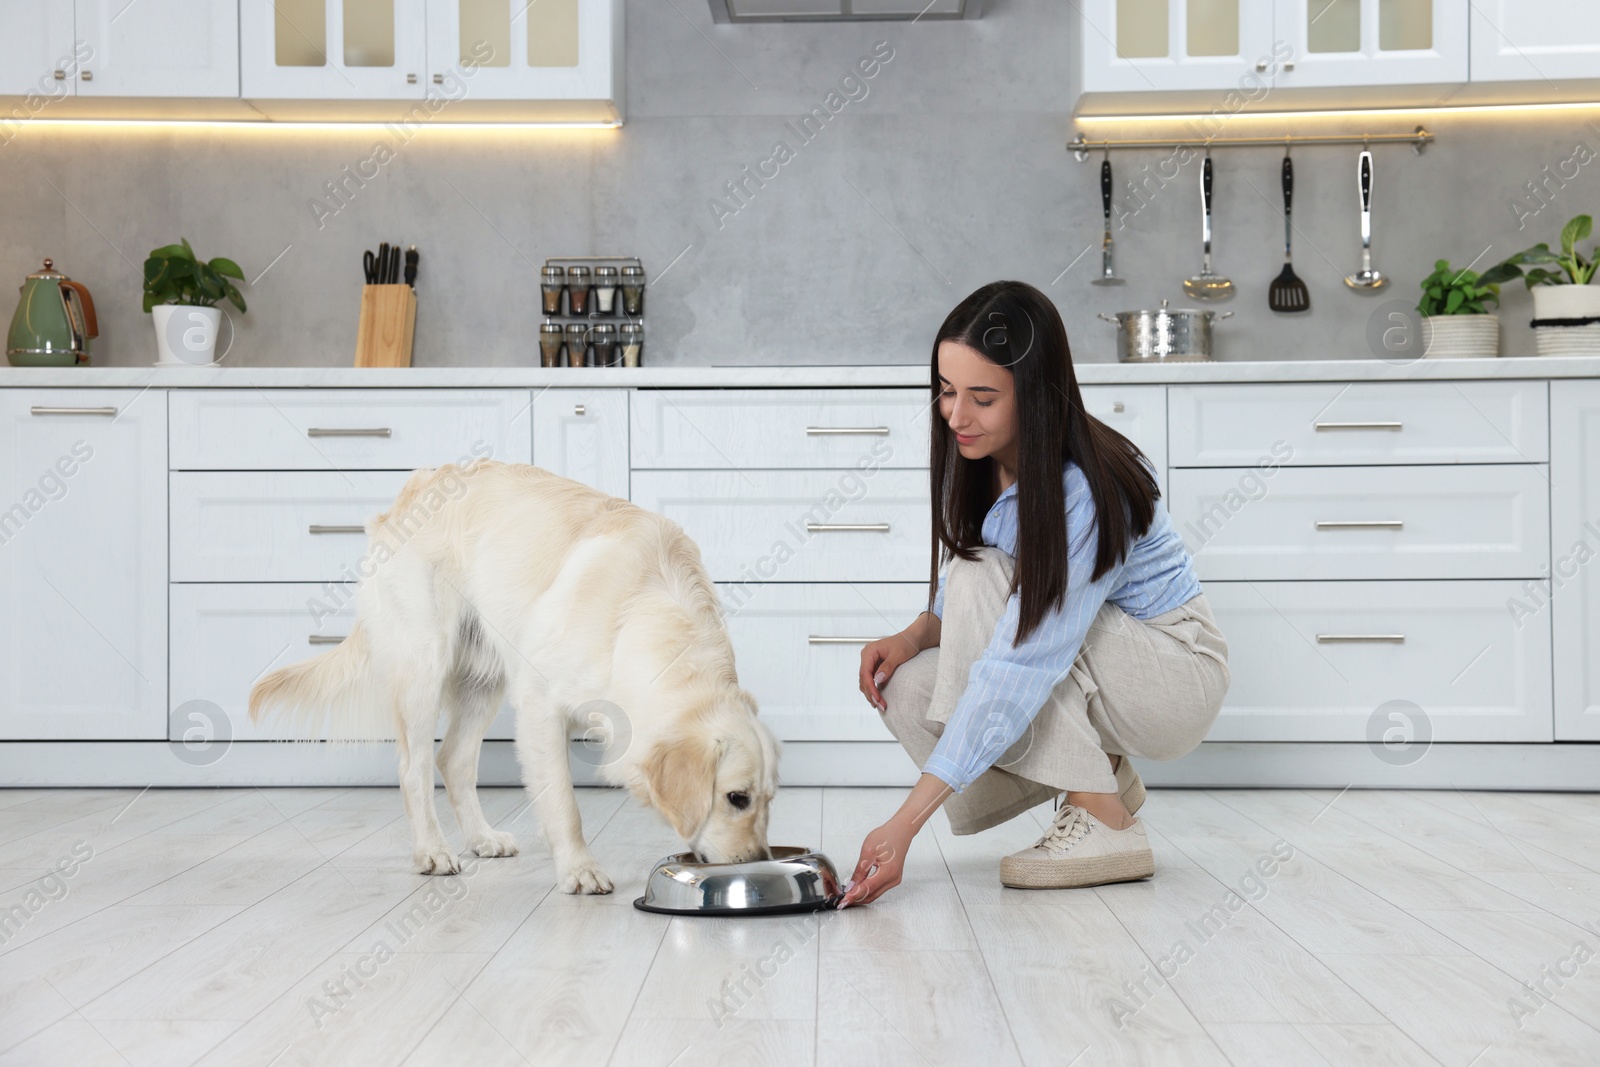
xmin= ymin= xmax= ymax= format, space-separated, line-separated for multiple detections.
xmin=1098 ymin=299 xmax=1232 ymax=362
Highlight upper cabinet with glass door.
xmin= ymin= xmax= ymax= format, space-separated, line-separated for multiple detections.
xmin=240 ymin=0 xmax=428 ymax=100
xmin=1081 ymin=0 xmax=1277 ymax=93
xmin=425 ymin=0 xmax=620 ymax=113
xmin=1275 ymin=0 xmax=1466 ymax=88
xmin=1081 ymin=0 xmax=1466 ymax=99
xmin=1470 ymin=0 xmax=1600 ymax=82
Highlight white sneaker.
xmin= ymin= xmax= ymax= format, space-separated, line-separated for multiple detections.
xmin=999 ymin=803 xmax=1155 ymax=889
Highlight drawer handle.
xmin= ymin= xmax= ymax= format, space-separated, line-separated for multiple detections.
xmin=309 ymin=524 xmax=366 ymax=534
xmin=309 ymin=634 xmax=347 ymax=645
xmin=1313 ymin=420 xmax=1402 ymax=431
xmin=807 ymin=636 xmax=876 ymax=645
xmin=805 ymin=522 xmax=891 ymax=533
xmin=574 ymin=404 xmax=586 ymax=416
xmin=30 ymin=405 xmax=117 ymax=416
xmin=805 ymin=426 xmax=890 ymax=436
xmin=1316 ymin=634 xmax=1406 ymax=644
xmin=1315 ymin=520 xmax=1404 ymax=530
xmin=306 ymin=427 xmax=393 ymax=437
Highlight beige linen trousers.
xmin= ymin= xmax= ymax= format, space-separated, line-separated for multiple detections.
xmin=880 ymin=546 xmax=1231 ymax=835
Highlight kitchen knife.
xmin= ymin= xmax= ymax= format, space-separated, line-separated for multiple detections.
xmin=404 ymin=246 xmax=418 ymax=289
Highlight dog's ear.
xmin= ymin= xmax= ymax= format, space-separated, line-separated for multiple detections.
xmin=637 ymin=734 xmax=720 ymax=841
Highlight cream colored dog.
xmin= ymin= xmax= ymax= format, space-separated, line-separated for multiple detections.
xmin=249 ymin=460 xmax=779 ymax=893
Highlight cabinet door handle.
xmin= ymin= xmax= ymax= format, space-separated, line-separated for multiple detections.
xmin=407 ymin=73 xmax=418 ymax=84
xmin=308 ymin=524 xmax=365 ymax=534
xmin=309 ymin=634 xmax=347 ymax=645
xmin=574 ymin=404 xmax=586 ymax=416
xmin=1313 ymin=420 xmax=1402 ymax=431
xmin=1254 ymin=59 xmax=1269 ymax=72
xmin=1316 ymin=634 xmax=1405 ymax=643
xmin=1315 ymin=520 xmax=1404 ymax=530
xmin=306 ymin=427 xmax=392 ymax=437
xmin=433 ymin=73 xmax=444 ymax=84
xmin=1111 ymin=401 xmax=1125 ymax=413
xmin=53 ymin=69 xmax=66 ymax=80
xmin=80 ymin=70 xmax=92 ymax=81
xmin=805 ymin=522 xmax=890 ymax=533
xmin=807 ymin=636 xmax=876 ymax=645
xmin=805 ymin=426 xmax=889 ymax=435
xmin=31 ymin=405 xmax=117 ymax=416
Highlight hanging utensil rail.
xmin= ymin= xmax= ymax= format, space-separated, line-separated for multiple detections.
xmin=1069 ymin=126 xmax=1432 ymax=161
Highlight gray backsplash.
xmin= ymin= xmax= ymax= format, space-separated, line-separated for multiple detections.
xmin=1 ymin=0 xmax=1594 ymax=368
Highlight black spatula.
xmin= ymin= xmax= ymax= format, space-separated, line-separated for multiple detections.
xmin=1270 ymin=153 xmax=1310 ymax=313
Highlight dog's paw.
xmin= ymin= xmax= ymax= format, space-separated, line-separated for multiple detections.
xmin=558 ymin=861 xmax=614 ymax=895
xmin=414 ymin=845 xmax=462 ymax=876
xmin=469 ymin=830 xmax=519 ymax=858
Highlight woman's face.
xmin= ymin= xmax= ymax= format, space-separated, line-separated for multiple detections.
xmin=937 ymin=340 xmax=1018 ymax=468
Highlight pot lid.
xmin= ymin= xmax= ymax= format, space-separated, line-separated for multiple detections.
xmin=27 ymin=258 xmax=67 ymax=280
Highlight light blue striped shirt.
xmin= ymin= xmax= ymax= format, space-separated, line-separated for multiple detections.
xmin=921 ymin=458 xmax=1202 ymax=792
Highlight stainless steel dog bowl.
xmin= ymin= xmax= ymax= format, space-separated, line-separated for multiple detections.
xmin=633 ymin=846 xmax=843 ymax=916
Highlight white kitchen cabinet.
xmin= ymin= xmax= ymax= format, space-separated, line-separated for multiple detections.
xmin=1552 ymin=382 xmax=1600 ymax=740
xmin=169 ymin=583 xmax=516 ymax=743
xmin=533 ymin=388 xmax=628 ymax=499
xmin=74 ymin=0 xmax=239 ymax=97
xmin=1273 ymin=0 xmax=1466 ymax=87
xmin=1081 ymin=0 xmax=1277 ymax=93
xmin=719 ymin=582 xmax=934 ymax=741
xmin=424 ymin=0 xmax=618 ymax=104
xmin=0 ymin=1 xmax=77 ymax=97
xmin=1081 ymin=383 xmax=1167 ymax=495
xmin=240 ymin=0 xmax=428 ymax=100
xmin=1203 ymin=579 xmax=1552 ymax=742
xmin=0 ymin=390 xmax=166 ymax=740
xmin=1470 ymin=0 xmax=1600 ymax=82
xmin=1081 ymin=0 xmax=1465 ymax=94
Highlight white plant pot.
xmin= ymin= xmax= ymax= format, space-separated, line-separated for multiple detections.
xmin=1421 ymin=314 xmax=1499 ymax=359
xmin=152 ymin=305 xmax=223 ymax=366
xmin=1531 ymin=285 xmax=1600 ymax=356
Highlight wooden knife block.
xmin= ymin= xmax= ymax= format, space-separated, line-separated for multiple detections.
xmin=354 ymin=284 xmax=416 ymax=367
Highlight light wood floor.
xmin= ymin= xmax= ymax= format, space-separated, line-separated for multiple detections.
xmin=2 ymin=784 xmax=1599 ymax=1066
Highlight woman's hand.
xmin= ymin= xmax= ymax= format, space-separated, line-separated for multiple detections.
xmin=838 ymin=815 xmax=914 ymax=908
xmin=836 ymin=773 xmax=955 ymax=909
xmin=858 ymin=630 xmax=922 ymax=712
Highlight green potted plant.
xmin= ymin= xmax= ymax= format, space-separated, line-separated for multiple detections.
xmin=1416 ymin=259 xmax=1500 ymax=359
xmin=143 ymin=238 xmax=246 ymax=366
xmin=1480 ymin=214 xmax=1598 ymax=356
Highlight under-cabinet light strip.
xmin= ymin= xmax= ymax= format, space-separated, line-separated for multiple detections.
xmin=8 ymin=119 xmax=620 ymax=131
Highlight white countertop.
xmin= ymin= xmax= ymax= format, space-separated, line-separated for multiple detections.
xmin=2 ymin=356 xmax=1598 ymax=388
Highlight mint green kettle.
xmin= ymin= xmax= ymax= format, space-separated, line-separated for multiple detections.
xmin=7 ymin=259 xmax=99 ymax=367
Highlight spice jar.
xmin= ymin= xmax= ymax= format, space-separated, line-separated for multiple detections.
xmin=588 ymin=322 xmax=617 ymax=367
xmin=619 ymin=322 xmax=644 ymax=367
xmin=566 ymin=265 xmax=592 ymax=316
xmin=620 ymin=265 xmax=645 ymax=316
xmin=593 ymin=266 xmax=619 ymax=315
xmin=539 ymin=321 xmax=565 ymax=368
xmin=564 ymin=322 xmax=590 ymax=367
xmin=540 ymin=266 xmax=566 ymax=316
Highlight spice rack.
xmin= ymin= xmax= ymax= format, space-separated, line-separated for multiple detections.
xmin=539 ymin=255 xmax=646 ymax=368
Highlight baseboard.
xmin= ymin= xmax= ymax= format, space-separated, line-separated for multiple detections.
xmin=2 ymin=740 xmax=1599 ymax=790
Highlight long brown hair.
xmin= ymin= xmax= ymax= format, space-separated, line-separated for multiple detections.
xmin=928 ymin=280 xmax=1160 ymax=647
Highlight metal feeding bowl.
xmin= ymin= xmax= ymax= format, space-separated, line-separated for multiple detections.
xmin=633 ymin=846 xmax=842 ymax=916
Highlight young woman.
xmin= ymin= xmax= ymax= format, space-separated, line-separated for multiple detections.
xmin=839 ymin=280 xmax=1230 ymax=906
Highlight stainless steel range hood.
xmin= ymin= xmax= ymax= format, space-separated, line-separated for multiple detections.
xmin=709 ymin=0 xmax=983 ymax=22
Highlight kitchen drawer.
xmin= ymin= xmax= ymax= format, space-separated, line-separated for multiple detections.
xmin=630 ymin=469 xmax=932 ymax=583
xmin=720 ymin=582 xmax=934 ymax=741
xmin=170 ymin=584 xmax=515 ymax=741
xmin=171 ymin=471 xmax=412 ymax=582
xmin=1170 ymin=464 xmax=1549 ymax=581
xmin=1203 ymin=580 xmax=1552 ymax=742
xmin=630 ymin=388 xmax=929 ymax=469
xmin=1169 ymin=381 xmax=1548 ymax=466
xmin=169 ymin=389 xmax=532 ymax=470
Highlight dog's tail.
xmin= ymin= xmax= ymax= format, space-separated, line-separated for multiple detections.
xmin=248 ymin=619 xmax=392 ymax=739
